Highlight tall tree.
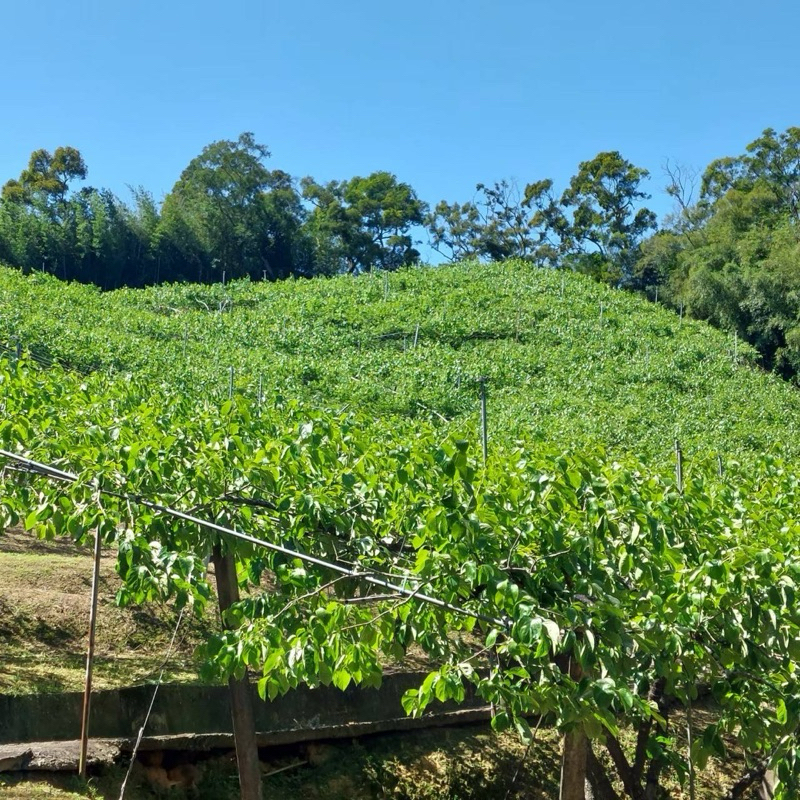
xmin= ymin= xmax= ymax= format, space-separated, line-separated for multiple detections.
xmin=302 ymin=171 xmax=426 ymax=273
xmin=159 ymin=133 xmax=306 ymax=282
xmin=702 ymin=127 xmax=800 ymax=221
xmin=641 ymin=126 xmax=800 ymax=378
xmin=0 ymin=146 xmax=89 ymax=279
xmin=530 ymin=151 xmax=657 ymax=286
xmin=2 ymin=146 xmax=87 ymax=210
xmin=427 ymin=180 xmax=547 ymax=264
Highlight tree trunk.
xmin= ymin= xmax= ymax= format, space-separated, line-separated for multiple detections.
xmin=559 ymin=656 xmax=587 ymax=800
xmin=560 ymin=727 xmax=588 ymax=800
xmin=213 ymin=545 xmax=263 ymax=800
xmin=586 ymin=744 xmax=621 ymax=800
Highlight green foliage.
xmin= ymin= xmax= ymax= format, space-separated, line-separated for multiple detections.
xmin=541 ymin=150 xmax=657 ymax=286
xmin=158 ymin=133 xmax=309 ymax=282
xmin=0 ymin=260 xmax=798 ymax=462
xmin=0 ymin=139 xmax=422 ymax=287
xmin=427 ymin=180 xmax=544 ymax=263
xmin=427 ymin=152 xmax=656 ymax=286
xmin=301 ymin=171 xmax=426 ymax=273
xmin=3 ymin=350 xmax=800 ymax=796
xmin=1 ymin=146 xmax=87 ymax=208
xmin=650 ymin=126 xmax=800 ymax=380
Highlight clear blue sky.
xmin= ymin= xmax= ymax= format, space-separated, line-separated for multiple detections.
xmin=2 ymin=0 xmax=798 ymax=256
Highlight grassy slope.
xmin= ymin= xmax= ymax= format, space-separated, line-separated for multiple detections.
xmin=0 ymin=531 xmax=212 ymax=695
xmin=0 ymin=261 xmax=798 ymax=461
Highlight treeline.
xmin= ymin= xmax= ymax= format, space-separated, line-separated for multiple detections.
xmin=0 ymin=134 xmax=426 ymax=288
xmin=1 ymin=127 xmax=799 ymax=378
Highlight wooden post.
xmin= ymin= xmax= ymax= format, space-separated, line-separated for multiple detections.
xmin=560 ymin=728 xmax=588 ymax=800
xmin=212 ymin=545 xmax=262 ymax=800
xmin=78 ymin=528 xmax=103 ymax=779
xmin=686 ymin=703 xmax=696 ymax=800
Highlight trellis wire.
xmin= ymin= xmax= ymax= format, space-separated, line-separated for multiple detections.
xmin=0 ymin=449 xmax=508 ymax=630
xmin=117 ymin=608 xmax=185 ymax=800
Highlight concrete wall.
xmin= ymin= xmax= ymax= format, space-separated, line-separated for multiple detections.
xmin=0 ymin=673 xmax=489 ymax=747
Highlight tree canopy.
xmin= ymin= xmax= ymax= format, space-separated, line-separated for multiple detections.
xmin=3 ymin=125 xmax=800 ymax=387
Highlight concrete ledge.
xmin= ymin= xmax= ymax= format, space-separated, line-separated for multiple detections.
xmin=0 ymin=672 xmax=489 ymax=750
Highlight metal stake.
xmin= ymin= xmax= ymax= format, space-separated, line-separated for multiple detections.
xmin=479 ymin=377 xmax=488 ymax=467
xmin=675 ymin=439 xmax=683 ymax=494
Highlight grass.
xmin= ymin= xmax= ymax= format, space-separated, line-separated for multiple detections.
xmin=0 ymin=715 xmax=763 ymax=799
xmin=0 ymin=531 xmax=213 ymax=695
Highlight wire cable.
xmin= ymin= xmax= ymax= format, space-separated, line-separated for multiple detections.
xmin=0 ymin=448 xmax=509 ymax=629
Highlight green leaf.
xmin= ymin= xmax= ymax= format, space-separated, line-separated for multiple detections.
xmin=332 ymin=669 xmax=351 ymax=691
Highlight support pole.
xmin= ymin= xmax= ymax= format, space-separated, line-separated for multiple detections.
xmin=559 ymin=658 xmax=587 ymax=800
xmin=687 ymin=703 xmax=696 ymax=800
xmin=479 ymin=377 xmax=488 ymax=467
xmin=78 ymin=528 xmax=103 ymax=779
xmin=675 ymin=439 xmax=683 ymax=494
xmin=212 ymin=545 xmax=262 ymax=800
xmin=560 ymin=729 xmax=588 ymax=800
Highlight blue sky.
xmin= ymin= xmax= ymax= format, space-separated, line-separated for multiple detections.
xmin=1 ymin=0 xmax=798 ymax=257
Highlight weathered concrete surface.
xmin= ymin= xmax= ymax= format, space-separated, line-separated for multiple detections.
xmin=0 ymin=747 xmax=32 ymax=771
xmin=0 ymin=672 xmax=490 ymax=753
xmin=0 ymin=740 xmax=121 ymax=772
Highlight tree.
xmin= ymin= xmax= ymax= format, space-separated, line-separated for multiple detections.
xmin=2 ymin=146 xmax=87 ymax=210
xmin=427 ymin=179 xmax=549 ymax=264
xmin=302 ymin=171 xmax=426 ymax=273
xmin=645 ymin=127 xmax=800 ymax=378
xmin=702 ymin=127 xmax=800 ymax=221
xmin=426 ymin=198 xmax=485 ymax=262
xmin=0 ymin=146 xmax=89 ymax=279
xmin=533 ymin=151 xmax=657 ymax=286
xmin=159 ymin=133 xmax=307 ymax=283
